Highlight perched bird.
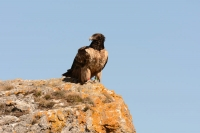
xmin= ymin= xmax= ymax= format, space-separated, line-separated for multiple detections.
xmin=62 ymin=33 xmax=108 ymax=83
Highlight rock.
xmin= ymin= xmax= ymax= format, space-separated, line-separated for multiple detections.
xmin=0 ymin=78 xmax=136 ymax=133
xmin=0 ymin=115 xmax=19 ymax=126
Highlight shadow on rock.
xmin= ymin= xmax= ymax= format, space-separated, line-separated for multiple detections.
xmin=62 ymin=77 xmax=79 ymax=84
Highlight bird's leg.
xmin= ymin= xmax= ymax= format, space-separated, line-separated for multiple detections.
xmin=81 ymin=67 xmax=91 ymax=83
xmin=94 ymin=72 xmax=101 ymax=82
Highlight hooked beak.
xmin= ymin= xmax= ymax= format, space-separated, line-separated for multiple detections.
xmin=89 ymin=36 xmax=93 ymax=41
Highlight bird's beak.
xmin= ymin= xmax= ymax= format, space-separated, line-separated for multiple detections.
xmin=89 ymin=36 xmax=93 ymax=41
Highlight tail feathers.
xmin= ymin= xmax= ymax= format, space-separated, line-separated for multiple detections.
xmin=62 ymin=69 xmax=72 ymax=77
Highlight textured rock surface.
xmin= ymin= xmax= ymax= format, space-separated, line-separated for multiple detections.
xmin=0 ymin=78 xmax=136 ymax=133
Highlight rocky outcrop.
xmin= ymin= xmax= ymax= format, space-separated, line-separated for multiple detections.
xmin=0 ymin=78 xmax=136 ymax=133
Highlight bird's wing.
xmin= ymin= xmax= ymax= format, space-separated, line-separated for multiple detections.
xmin=102 ymin=56 xmax=108 ymax=70
xmin=70 ymin=46 xmax=90 ymax=69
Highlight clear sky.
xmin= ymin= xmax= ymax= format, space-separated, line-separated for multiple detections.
xmin=0 ymin=1 xmax=200 ymax=133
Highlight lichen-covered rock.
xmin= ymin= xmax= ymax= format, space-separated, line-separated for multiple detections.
xmin=0 ymin=78 xmax=136 ymax=133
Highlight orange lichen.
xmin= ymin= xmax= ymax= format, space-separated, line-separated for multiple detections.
xmin=77 ymin=111 xmax=86 ymax=124
xmin=87 ymin=86 xmax=135 ymax=133
xmin=14 ymin=89 xmax=26 ymax=95
xmin=47 ymin=110 xmax=66 ymax=132
xmin=52 ymin=87 xmax=60 ymax=91
xmin=64 ymin=84 xmax=72 ymax=90
xmin=6 ymin=100 xmax=14 ymax=106
xmin=5 ymin=92 xmax=11 ymax=96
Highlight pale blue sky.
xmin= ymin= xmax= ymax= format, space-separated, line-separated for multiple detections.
xmin=0 ymin=1 xmax=200 ymax=133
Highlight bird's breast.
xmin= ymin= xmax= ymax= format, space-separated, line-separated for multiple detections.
xmin=85 ymin=48 xmax=108 ymax=73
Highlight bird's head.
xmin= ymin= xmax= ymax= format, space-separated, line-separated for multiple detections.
xmin=89 ymin=33 xmax=105 ymax=42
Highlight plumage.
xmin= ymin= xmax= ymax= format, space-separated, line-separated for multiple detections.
xmin=62 ymin=33 xmax=108 ymax=83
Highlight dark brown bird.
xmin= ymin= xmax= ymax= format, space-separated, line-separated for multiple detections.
xmin=62 ymin=33 xmax=108 ymax=83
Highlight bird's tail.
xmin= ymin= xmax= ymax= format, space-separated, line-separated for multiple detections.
xmin=62 ymin=69 xmax=72 ymax=77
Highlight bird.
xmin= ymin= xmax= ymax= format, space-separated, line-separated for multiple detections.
xmin=62 ymin=33 xmax=108 ymax=84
